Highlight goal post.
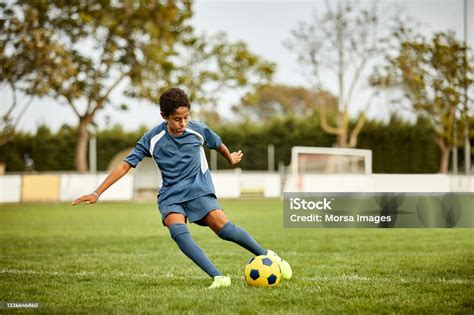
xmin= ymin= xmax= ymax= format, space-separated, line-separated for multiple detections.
xmin=290 ymin=146 xmax=372 ymax=175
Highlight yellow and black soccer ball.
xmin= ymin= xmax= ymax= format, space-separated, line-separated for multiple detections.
xmin=244 ymin=255 xmax=281 ymax=287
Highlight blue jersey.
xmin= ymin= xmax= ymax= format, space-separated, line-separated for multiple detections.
xmin=124 ymin=120 xmax=222 ymax=206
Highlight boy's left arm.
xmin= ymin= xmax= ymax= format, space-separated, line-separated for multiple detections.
xmin=217 ymin=143 xmax=243 ymax=165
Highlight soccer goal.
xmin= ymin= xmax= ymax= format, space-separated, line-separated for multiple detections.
xmin=290 ymin=146 xmax=372 ymax=175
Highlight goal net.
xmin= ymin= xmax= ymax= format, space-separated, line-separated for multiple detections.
xmin=291 ymin=146 xmax=372 ymax=175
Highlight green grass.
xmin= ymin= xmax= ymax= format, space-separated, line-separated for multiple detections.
xmin=0 ymin=199 xmax=473 ymax=314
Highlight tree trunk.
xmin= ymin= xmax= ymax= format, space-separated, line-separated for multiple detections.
xmin=337 ymin=132 xmax=348 ymax=148
xmin=439 ymin=147 xmax=450 ymax=174
xmin=435 ymin=136 xmax=451 ymax=174
xmin=337 ymin=110 xmax=349 ymax=148
xmin=75 ymin=116 xmax=92 ymax=172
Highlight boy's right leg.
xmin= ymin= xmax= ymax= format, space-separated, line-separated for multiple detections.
xmin=165 ymin=213 xmax=229 ymax=287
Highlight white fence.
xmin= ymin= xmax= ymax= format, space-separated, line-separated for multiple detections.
xmin=0 ymin=174 xmax=134 ymax=203
xmin=0 ymin=172 xmax=473 ymax=203
xmin=283 ymin=174 xmax=474 ymax=193
xmin=0 ymin=175 xmax=22 ymax=203
xmin=59 ymin=174 xmax=134 ymax=201
xmin=213 ymin=171 xmax=281 ymax=198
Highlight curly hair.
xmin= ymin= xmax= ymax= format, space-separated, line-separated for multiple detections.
xmin=159 ymin=87 xmax=191 ymax=117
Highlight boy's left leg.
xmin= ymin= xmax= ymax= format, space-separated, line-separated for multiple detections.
xmin=204 ymin=209 xmax=292 ymax=280
xmin=204 ymin=209 xmax=266 ymax=256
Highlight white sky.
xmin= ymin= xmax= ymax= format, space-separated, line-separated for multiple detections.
xmin=2 ymin=0 xmax=473 ymax=133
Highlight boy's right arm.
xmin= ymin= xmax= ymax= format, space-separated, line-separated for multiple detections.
xmin=72 ymin=161 xmax=132 ymax=205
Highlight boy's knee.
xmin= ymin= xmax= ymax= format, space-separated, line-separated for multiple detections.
xmin=168 ymin=223 xmax=189 ymax=241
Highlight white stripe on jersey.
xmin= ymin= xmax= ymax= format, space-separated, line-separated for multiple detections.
xmin=149 ymin=130 xmax=166 ymax=157
xmin=186 ymin=127 xmax=208 ymax=173
xmin=185 ymin=128 xmax=204 ymax=145
xmin=200 ymin=146 xmax=209 ymax=173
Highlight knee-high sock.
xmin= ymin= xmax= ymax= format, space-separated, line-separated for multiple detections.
xmin=218 ymin=221 xmax=267 ymax=256
xmin=169 ymin=223 xmax=221 ymax=278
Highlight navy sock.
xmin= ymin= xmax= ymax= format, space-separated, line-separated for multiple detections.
xmin=218 ymin=222 xmax=267 ymax=256
xmin=169 ymin=223 xmax=221 ymax=278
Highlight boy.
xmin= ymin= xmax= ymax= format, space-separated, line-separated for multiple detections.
xmin=73 ymin=87 xmax=292 ymax=288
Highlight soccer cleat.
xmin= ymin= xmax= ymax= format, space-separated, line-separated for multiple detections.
xmin=207 ymin=275 xmax=231 ymax=289
xmin=267 ymin=250 xmax=292 ymax=280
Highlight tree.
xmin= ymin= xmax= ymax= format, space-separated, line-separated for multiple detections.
xmin=285 ymin=0 xmax=391 ymax=148
xmin=2 ymin=1 xmax=274 ymax=172
xmin=231 ymin=84 xmax=337 ymax=122
xmin=135 ymin=31 xmax=275 ymax=121
xmin=0 ymin=2 xmax=69 ymax=146
xmin=371 ymin=31 xmax=473 ymax=173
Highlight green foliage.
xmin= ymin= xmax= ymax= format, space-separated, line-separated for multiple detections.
xmin=232 ymin=84 xmax=338 ymax=122
xmin=1 ymin=1 xmax=275 ymax=171
xmin=95 ymin=125 xmax=147 ymax=171
xmin=0 ymin=1 xmax=69 ymax=145
xmin=0 ymin=124 xmax=141 ymax=172
xmin=0 ymin=132 xmax=31 ymax=171
xmin=358 ymin=116 xmax=439 ymax=173
xmin=163 ymin=32 xmax=276 ymax=108
xmin=371 ymin=30 xmax=473 ymax=172
xmin=31 ymin=125 xmax=76 ymax=171
xmin=0 ymin=115 xmax=441 ymax=173
xmin=210 ymin=115 xmax=334 ymax=170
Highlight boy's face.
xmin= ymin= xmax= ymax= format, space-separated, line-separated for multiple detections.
xmin=162 ymin=106 xmax=190 ymax=136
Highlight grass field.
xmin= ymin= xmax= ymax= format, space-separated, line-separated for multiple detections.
xmin=1 ymin=199 xmax=473 ymax=314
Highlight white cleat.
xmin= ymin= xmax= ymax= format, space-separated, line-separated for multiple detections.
xmin=207 ymin=275 xmax=231 ymax=289
xmin=267 ymin=250 xmax=292 ymax=280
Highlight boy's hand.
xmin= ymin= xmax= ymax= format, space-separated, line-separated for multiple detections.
xmin=72 ymin=193 xmax=98 ymax=205
xmin=229 ymin=150 xmax=243 ymax=165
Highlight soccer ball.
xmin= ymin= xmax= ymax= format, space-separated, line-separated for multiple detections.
xmin=244 ymin=255 xmax=281 ymax=287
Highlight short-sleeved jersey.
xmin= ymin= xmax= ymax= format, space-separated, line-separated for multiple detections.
xmin=124 ymin=120 xmax=222 ymax=207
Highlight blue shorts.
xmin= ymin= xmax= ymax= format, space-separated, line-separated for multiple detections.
xmin=159 ymin=194 xmax=222 ymax=226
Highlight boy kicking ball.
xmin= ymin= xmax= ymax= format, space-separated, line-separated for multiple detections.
xmin=73 ymin=87 xmax=292 ymax=288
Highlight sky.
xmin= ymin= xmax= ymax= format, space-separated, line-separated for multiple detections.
xmin=2 ymin=0 xmax=473 ymax=133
